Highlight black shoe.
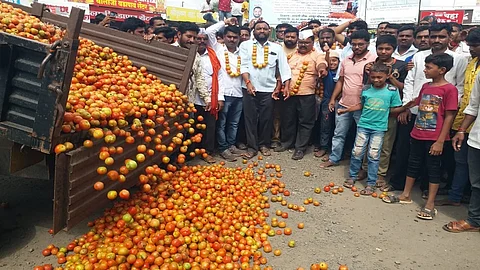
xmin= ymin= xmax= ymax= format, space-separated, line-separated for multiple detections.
xmin=292 ymin=150 xmax=304 ymax=160
xmin=271 ymin=141 xmax=281 ymax=149
xmin=274 ymin=146 xmax=287 ymax=152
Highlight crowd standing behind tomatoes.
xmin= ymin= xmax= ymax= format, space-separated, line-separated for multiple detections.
xmin=0 ymin=2 xmax=351 ymax=270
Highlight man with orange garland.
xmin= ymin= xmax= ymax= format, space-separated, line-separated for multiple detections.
xmin=239 ymin=20 xmax=291 ymax=159
xmin=275 ymin=29 xmax=328 ymax=160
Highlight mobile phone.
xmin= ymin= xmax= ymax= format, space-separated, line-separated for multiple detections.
xmin=110 ymin=11 xmax=118 ymax=17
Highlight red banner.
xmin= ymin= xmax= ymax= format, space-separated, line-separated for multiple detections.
xmin=70 ymin=0 xmax=156 ymax=12
xmin=420 ymin=10 xmax=464 ymax=24
xmin=89 ymin=5 xmax=156 ymax=22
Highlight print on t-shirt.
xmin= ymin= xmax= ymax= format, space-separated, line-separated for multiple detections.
xmin=415 ymin=94 xmax=442 ymax=131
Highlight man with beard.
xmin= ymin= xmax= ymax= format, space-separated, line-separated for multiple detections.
xmin=275 ymin=29 xmax=327 ymax=160
xmin=205 ymin=18 xmax=246 ymax=161
xmin=239 ymin=20 xmax=291 ymax=159
xmin=385 ymin=23 xmax=467 ymax=192
xmin=393 ymin=25 xmax=418 ymax=61
xmin=437 ymin=28 xmax=480 ymax=207
xmin=173 ymin=23 xmax=210 ymax=107
xmin=193 ymin=29 xmax=226 ymax=163
xmin=320 ymin=30 xmax=377 ymax=168
xmin=315 ymin=28 xmax=343 ymax=58
xmin=334 ymin=18 xmax=377 ymax=61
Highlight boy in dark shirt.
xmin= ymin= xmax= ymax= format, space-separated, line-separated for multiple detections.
xmin=362 ymin=35 xmax=408 ymax=188
xmin=383 ymin=53 xmax=458 ymax=221
xmin=313 ymin=51 xmax=340 ymax=158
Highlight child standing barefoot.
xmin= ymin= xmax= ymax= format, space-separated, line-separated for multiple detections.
xmin=383 ymin=53 xmax=458 ymax=220
xmin=339 ymin=63 xmax=414 ymax=195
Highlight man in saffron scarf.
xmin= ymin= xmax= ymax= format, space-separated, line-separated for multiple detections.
xmin=195 ymin=29 xmax=226 ymax=163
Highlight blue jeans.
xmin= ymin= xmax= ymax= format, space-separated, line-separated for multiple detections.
xmin=448 ymin=133 xmax=470 ymax=202
xmin=217 ymin=96 xmax=243 ymax=152
xmin=329 ymin=104 xmax=361 ymax=164
xmin=349 ymin=127 xmax=385 ymax=186
xmin=218 ymin=11 xmax=231 ymax=21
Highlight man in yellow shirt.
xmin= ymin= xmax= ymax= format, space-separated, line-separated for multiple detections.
xmin=274 ymin=29 xmax=328 ymax=160
xmin=241 ymin=0 xmax=249 ymax=25
xmin=437 ymin=28 xmax=480 ymax=206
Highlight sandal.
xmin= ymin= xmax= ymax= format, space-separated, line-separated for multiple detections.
xmin=259 ymin=146 xmax=271 ymax=156
xmin=321 ymin=155 xmax=330 ymax=162
xmin=417 ymin=207 xmax=437 ymax=220
xmin=314 ymin=149 xmax=327 ymax=158
xmin=375 ymin=180 xmax=387 ymax=188
xmin=242 ymin=150 xmax=257 ymax=160
xmin=380 ymin=184 xmax=396 ymax=192
xmin=360 ymin=185 xmax=375 ymax=196
xmin=435 ymin=199 xmax=461 ymax=206
xmin=382 ymin=195 xmax=413 ymax=204
xmin=343 ymin=179 xmax=355 ymax=189
xmin=443 ymin=220 xmax=480 ymax=233
xmin=320 ymin=160 xmax=337 ymax=168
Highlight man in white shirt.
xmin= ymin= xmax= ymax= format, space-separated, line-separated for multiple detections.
xmin=444 ymin=63 xmax=480 ymax=233
xmin=387 ymin=23 xmax=468 ymax=191
xmin=195 ymin=29 xmax=226 ymax=163
xmin=239 ymin=20 xmax=292 ymax=158
xmin=205 ymin=19 xmax=245 ymax=161
xmin=201 ymin=0 xmax=216 ymax=24
xmin=449 ymin=22 xmax=470 ymax=60
xmin=231 ymin=0 xmax=243 ymax=27
xmin=393 ymin=25 xmax=418 ymax=61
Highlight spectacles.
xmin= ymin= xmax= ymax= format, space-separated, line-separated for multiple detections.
xmin=351 ymin=43 xmax=367 ymax=48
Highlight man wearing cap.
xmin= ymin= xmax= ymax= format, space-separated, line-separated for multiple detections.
xmin=275 ymin=29 xmax=327 ymax=160
xmin=239 ymin=20 xmax=292 ymax=159
xmin=195 ymin=28 xmax=226 ymax=163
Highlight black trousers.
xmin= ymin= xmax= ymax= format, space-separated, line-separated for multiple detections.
xmin=243 ymin=89 xmax=274 ymax=151
xmin=390 ymin=114 xmax=416 ymax=190
xmin=280 ymin=94 xmax=316 ymax=152
xmin=194 ymin=105 xmax=216 ymax=154
xmin=236 ymin=112 xmax=247 ymax=145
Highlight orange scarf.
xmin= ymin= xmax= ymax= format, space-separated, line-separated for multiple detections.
xmin=207 ymin=46 xmax=221 ymax=118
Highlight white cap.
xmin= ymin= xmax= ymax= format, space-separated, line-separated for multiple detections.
xmin=299 ymin=29 xmax=313 ymax=40
xmin=329 ymin=50 xmax=340 ymax=59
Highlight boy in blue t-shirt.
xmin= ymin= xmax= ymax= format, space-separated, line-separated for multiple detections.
xmin=339 ymin=63 xmax=415 ymax=195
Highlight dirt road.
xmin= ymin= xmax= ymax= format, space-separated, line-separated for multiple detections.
xmin=1 ymin=150 xmax=479 ymax=270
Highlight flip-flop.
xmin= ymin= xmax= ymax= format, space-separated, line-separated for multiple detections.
xmin=320 ymin=160 xmax=337 ymax=168
xmin=343 ymin=179 xmax=355 ymax=189
xmin=321 ymin=155 xmax=330 ymax=162
xmin=443 ymin=220 xmax=480 ymax=233
xmin=417 ymin=207 xmax=437 ymax=220
xmin=382 ymin=195 xmax=413 ymax=204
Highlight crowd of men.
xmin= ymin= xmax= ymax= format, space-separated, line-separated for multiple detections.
xmin=94 ymin=9 xmax=480 ymax=232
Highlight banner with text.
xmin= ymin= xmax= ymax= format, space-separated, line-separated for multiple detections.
xmin=365 ymin=0 xmax=420 ymax=27
xmin=38 ymin=0 xmax=90 ymax=22
xmin=248 ymin=0 xmax=366 ymax=27
xmin=69 ymin=0 xmax=156 ymax=12
xmin=420 ymin=10 xmax=465 ymax=23
xmin=89 ymin=5 xmax=155 ymax=22
xmin=166 ymin=6 xmax=205 ymax=23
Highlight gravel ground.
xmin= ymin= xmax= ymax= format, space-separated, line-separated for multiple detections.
xmin=1 ymin=150 xmax=479 ymax=270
